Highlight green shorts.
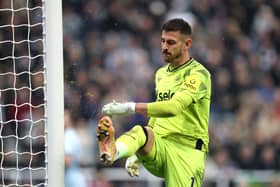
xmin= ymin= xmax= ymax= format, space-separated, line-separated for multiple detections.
xmin=137 ymin=133 xmax=206 ymax=187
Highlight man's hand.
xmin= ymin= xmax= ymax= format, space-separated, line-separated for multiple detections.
xmin=125 ymin=155 xmax=141 ymax=177
xmin=102 ymin=101 xmax=135 ymax=116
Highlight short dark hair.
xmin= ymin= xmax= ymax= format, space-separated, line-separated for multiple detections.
xmin=162 ymin=18 xmax=192 ymax=36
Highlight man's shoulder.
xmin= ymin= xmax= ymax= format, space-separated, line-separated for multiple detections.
xmin=190 ymin=59 xmax=211 ymax=77
xmin=180 ymin=58 xmax=211 ymax=80
xmin=155 ymin=64 xmax=168 ymax=75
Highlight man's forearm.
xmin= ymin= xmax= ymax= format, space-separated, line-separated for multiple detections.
xmin=101 ymin=92 xmax=192 ymax=116
xmin=135 ymin=101 xmax=179 ymax=117
xmin=146 ymin=100 xmax=182 ymax=117
xmin=135 ymin=93 xmax=193 ymax=117
xmin=135 ymin=103 xmax=148 ymax=115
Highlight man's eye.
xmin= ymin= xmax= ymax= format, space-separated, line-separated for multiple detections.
xmin=167 ymin=40 xmax=175 ymax=45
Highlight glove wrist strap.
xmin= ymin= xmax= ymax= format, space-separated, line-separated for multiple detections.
xmin=126 ymin=102 xmax=136 ymax=113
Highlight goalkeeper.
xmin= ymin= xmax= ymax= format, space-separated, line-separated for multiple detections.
xmin=97 ymin=18 xmax=211 ymax=187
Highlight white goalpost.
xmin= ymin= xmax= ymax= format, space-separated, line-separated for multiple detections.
xmin=0 ymin=0 xmax=64 ymax=186
xmin=44 ymin=0 xmax=64 ymax=186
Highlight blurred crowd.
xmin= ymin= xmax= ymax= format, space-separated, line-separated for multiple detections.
xmin=0 ymin=0 xmax=280 ymax=186
xmin=62 ymin=0 xmax=280 ymax=185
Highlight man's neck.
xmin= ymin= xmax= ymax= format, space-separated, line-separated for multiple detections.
xmin=169 ymin=54 xmax=191 ymax=68
xmin=168 ymin=56 xmax=192 ymax=72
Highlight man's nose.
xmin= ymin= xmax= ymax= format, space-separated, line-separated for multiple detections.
xmin=162 ymin=43 xmax=168 ymax=51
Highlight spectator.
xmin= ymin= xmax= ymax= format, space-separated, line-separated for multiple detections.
xmin=65 ymin=110 xmax=86 ymax=187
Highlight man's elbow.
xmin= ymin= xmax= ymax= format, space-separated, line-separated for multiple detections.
xmin=167 ymin=106 xmax=182 ymax=117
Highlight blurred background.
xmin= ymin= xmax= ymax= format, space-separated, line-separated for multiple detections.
xmin=0 ymin=0 xmax=280 ymax=186
xmin=62 ymin=0 xmax=280 ymax=186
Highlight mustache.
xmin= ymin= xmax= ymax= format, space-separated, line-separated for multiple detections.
xmin=162 ymin=50 xmax=170 ymax=55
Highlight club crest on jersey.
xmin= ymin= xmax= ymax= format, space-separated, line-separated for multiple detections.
xmin=184 ymin=75 xmax=201 ymax=93
xmin=157 ymin=90 xmax=175 ymax=101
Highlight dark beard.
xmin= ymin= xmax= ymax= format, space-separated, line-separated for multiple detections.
xmin=167 ymin=53 xmax=181 ymax=63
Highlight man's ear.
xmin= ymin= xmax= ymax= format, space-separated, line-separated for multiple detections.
xmin=185 ymin=38 xmax=192 ymax=48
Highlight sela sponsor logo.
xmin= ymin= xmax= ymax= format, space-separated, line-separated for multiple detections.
xmin=157 ymin=90 xmax=175 ymax=101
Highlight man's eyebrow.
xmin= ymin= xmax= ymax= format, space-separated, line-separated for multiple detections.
xmin=161 ymin=37 xmax=175 ymax=40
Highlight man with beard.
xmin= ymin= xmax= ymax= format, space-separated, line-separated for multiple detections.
xmin=97 ymin=18 xmax=211 ymax=187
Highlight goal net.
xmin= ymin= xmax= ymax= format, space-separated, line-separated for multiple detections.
xmin=0 ymin=0 xmax=64 ymax=186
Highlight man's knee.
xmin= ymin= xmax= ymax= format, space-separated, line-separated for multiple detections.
xmin=138 ymin=126 xmax=154 ymax=155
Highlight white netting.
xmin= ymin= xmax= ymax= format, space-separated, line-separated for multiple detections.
xmin=0 ymin=0 xmax=46 ymax=186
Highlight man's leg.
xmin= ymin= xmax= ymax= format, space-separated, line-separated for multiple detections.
xmin=165 ymin=143 xmax=206 ymax=187
xmin=96 ymin=116 xmax=154 ymax=165
xmin=137 ymin=126 xmax=154 ymax=155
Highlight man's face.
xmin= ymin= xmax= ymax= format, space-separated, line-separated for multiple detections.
xmin=161 ymin=31 xmax=190 ymax=63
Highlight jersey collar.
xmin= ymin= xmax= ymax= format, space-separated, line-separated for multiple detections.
xmin=167 ymin=58 xmax=194 ymax=72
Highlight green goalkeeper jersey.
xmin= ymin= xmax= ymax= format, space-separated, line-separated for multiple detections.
xmin=148 ymin=58 xmax=211 ymax=151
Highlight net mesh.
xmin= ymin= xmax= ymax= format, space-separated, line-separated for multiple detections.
xmin=0 ymin=0 xmax=46 ymax=186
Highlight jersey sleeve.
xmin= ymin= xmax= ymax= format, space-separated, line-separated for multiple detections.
xmin=147 ymin=93 xmax=192 ymax=117
xmin=147 ymin=68 xmax=210 ymax=117
xmin=179 ymin=69 xmax=210 ymax=103
xmin=147 ymin=117 xmax=156 ymax=128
